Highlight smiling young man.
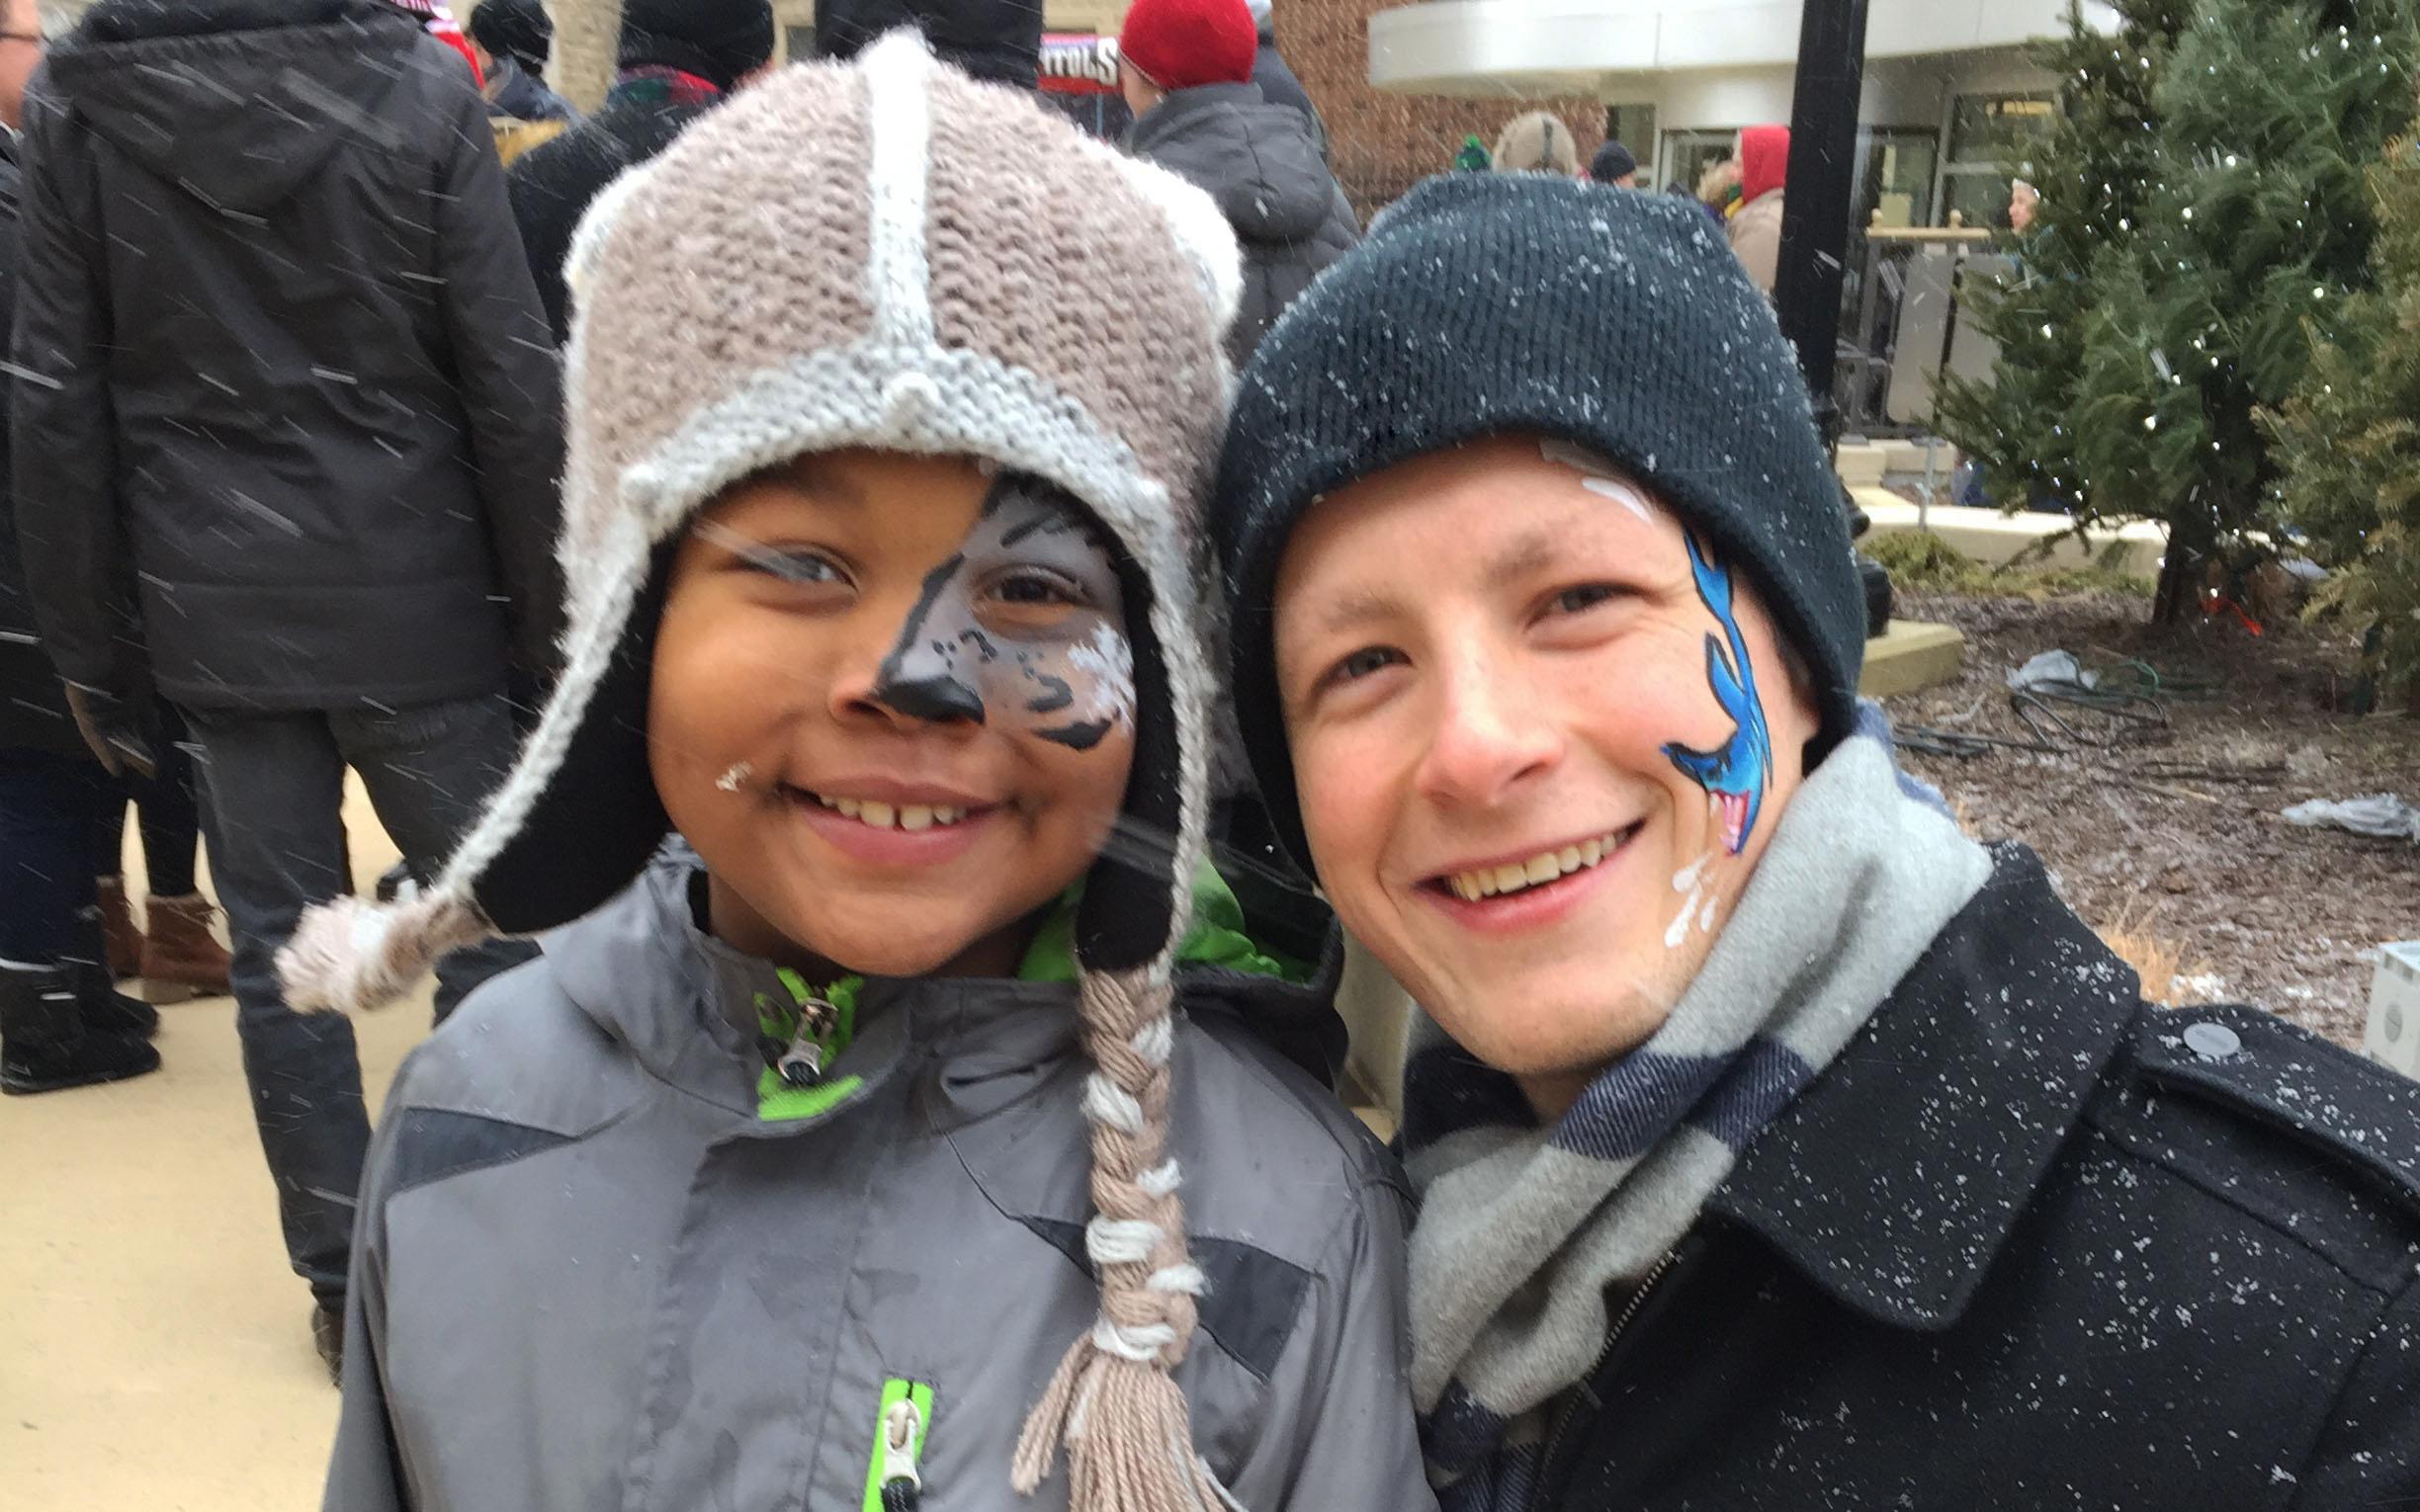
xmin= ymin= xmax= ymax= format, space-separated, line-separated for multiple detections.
xmin=1213 ymin=174 xmax=2420 ymax=1511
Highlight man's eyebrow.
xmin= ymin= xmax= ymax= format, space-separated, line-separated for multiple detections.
xmin=1480 ymin=526 xmax=1566 ymax=591
xmin=1312 ymin=586 xmax=1408 ymax=633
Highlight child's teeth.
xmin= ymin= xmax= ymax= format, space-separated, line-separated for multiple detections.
xmin=1493 ymin=863 xmax=1527 ymax=893
xmin=1524 ymin=854 xmax=1560 ymax=885
xmin=860 ymin=800 xmax=895 ymax=827
xmin=900 ymin=805 xmax=934 ymax=831
xmin=1558 ymin=845 xmax=1583 ymax=872
xmin=933 ymin=806 xmax=960 ymax=825
xmin=835 ymin=797 xmax=862 ymax=819
xmin=1582 ymin=838 xmax=1603 ymax=865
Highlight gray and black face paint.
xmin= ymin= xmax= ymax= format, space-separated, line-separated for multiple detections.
xmin=872 ymin=474 xmax=1135 ymax=752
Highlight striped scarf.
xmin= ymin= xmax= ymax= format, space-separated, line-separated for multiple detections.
xmin=1402 ymin=735 xmax=1991 ymax=1512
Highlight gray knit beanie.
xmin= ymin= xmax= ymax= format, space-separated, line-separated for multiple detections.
xmin=280 ymin=35 xmax=1251 ymax=1512
xmin=1212 ymin=173 xmax=1864 ymax=874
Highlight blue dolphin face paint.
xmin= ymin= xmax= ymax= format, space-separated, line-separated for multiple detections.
xmin=1660 ymin=533 xmax=1772 ymax=855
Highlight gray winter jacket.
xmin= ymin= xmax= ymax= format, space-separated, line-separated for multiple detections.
xmin=1126 ymin=82 xmax=1357 ymax=367
xmin=325 ymin=851 xmax=1432 ymax=1512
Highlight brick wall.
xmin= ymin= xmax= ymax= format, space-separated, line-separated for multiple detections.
xmin=1276 ymin=0 xmax=1603 ymax=220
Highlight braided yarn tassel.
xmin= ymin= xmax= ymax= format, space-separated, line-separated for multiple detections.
xmin=276 ymin=888 xmax=493 ymax=1015
xmin=1011 ymin=969 xmax=1237 ymax=1512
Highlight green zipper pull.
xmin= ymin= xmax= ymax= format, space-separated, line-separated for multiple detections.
xmin=863 ymin=1379 xmax=934 ymax=1512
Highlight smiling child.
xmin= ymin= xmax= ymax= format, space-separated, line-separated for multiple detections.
xmin=284 ymin=38 xmax=1427 ymax=1512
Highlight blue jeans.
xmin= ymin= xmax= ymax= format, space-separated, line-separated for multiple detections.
xmin=183 ymin=697 xmax=537 ymax=1302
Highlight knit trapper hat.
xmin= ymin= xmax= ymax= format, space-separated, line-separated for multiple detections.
xmin=1212 ymin=174 xmax=1864 ymax=877
xmin=278 ymin=33 xmax=1250 ymax=1511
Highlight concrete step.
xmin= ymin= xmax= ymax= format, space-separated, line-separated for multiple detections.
xmin=1855 ymin=487 xmax=2166 ymax=580
xmin=1858 ymin=618 xmax=1967 ymax=699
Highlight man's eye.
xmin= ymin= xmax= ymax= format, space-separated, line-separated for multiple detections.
xmin=1550 ymin=583 xmax=1622 ymax=615
xmin=1329 ymin=646 xmax=1405 ymax=685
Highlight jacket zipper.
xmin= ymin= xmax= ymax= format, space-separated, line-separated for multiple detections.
xmin=865 ymin=1379 xmax=934 ymax=1512
xmin=1527 ymin=1245 xmax=1682 ymax=1512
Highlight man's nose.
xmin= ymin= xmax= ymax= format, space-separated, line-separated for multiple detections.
xmin=1414 ymin=641 xmax=1559 ymax=808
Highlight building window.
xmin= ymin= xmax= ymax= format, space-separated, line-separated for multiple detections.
xmin=1939 ymin=92 xmax=2056 ymax=227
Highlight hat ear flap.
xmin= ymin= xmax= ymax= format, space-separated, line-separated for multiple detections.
xmin=470 ymin=547 xmax=675 ymax=935
xmin=1075 ymin=552 xmax=1183 ymax=973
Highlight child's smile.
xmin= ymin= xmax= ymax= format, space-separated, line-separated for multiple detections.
xmin=648 ymin=449 xmax=1138 ymax=980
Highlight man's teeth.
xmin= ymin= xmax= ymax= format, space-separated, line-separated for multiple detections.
xmin=1446 ymin=831 xmax=1623 ymax=901
xmin=811 ymin=794 xmax=970 ymax=830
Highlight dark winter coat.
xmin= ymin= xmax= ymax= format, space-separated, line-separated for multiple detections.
xmin=9 ymin=0 xmax=564 ymax=714
xmin=483 ymin=54 xmax=577 ymax=125
xmin=1126 ymin=82 xmax=1358 ymax=367
xmin=507 ymin=85 xmax=719 ymax=344
xmin=0 ymin=130 xmax=79 ymax=760
xmin=1252 ymin=32 xmax=1328 ymax=161
xmin=1535 ymin=844 xmax=2420 ymax=1511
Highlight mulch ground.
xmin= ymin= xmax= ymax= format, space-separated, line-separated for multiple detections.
xmin=1883 ymin=588 xmax=2419 ymax=1050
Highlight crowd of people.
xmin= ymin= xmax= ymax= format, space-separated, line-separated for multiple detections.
xmin=4 ymin=2 xmax=2418 ymax=1510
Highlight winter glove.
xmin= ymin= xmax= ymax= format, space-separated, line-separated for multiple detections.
xmin=63 ymin=681 xmax=159 ymax=780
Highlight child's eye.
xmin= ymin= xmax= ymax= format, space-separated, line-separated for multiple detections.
xmin=749 ymin=550 xmax=846 ymax=587
xmin=990 ymin=569 xmax=1086 ymax=609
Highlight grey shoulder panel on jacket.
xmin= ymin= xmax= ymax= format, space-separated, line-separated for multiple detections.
xmin=385 ymin=953 xmax=647 ymax=1141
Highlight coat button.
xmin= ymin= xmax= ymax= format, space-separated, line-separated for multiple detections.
xmin=2183 ymin=1021 xmax=2241 ymax=1061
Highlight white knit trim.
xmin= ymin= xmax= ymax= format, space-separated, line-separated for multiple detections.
xmin=562 ymin=160 xmax=660 ymax=313
xmin=859 ymin=30 xmax=939 ymax=352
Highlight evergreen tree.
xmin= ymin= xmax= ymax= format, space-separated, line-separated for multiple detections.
xmin=2265 ymin=130 xmax=2420 ymax=704
xmin=1937 ymin=0 xmax=2419 ymax=623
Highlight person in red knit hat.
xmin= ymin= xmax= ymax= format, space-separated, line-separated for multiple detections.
xmin=1116 ymin=0 xmax=1356 ymax=365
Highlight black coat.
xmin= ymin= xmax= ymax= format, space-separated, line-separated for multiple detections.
xmin=0 ymin=130 xmax=80 ymax=760
xmin=1126 ymin=82 xmax=1358 ymax=367
xmin=507 ymin=90 xmax=716 ymax=346
xmin=1252 ymin=32 xmax=1328 ymax=161
xmin=9 ymin=0 xmax=563 ymax=714
xmin=1539 ymin=845 xmax=2420 ymax=1510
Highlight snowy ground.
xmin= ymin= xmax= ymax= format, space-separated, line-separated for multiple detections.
xmin=1885 ymin=588 xmax=2419 ymax=1049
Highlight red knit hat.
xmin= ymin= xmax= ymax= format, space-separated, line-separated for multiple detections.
xmin=1118 ymin=0 xmax=1256 ymax=91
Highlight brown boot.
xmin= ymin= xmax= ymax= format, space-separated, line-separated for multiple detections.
xmin=96 ymin=877 xmax=142 ymax=980
xmin=138 ymin=893 xmax=232 ymax=1002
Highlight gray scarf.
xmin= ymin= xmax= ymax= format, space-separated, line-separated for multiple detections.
xmin=1401 ymin=736 xmax=1992 ymax=1510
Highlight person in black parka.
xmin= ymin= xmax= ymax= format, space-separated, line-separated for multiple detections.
xmin=10 ymin=0 xmax=562 ymax=1372
xmin=1117 ymin=0 xmax=1355 ymax=368
xmin=1213 ymin=175 xmax=2420 ymax=1512
xmin=1242 ymin=0 xmax=1328 ymax=160
xmin=504 ymin=0 xmax=774 ymax=345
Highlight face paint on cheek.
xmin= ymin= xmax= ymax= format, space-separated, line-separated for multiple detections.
xmin=1657 ymin=534 xmax=1774 ymax=856
xmin=875 ymin=476 xmax=1134 ymax=752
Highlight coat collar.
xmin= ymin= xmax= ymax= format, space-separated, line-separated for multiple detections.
xmin=1707 ymin=843 xmax=2140 ymax=1330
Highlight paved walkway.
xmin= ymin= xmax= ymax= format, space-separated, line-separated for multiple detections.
xmin=2 ymin=776 xmax=421 ymax=1510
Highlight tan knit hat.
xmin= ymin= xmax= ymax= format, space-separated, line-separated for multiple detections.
xmin=279 ymin=32 xmax=1246 ymax=1510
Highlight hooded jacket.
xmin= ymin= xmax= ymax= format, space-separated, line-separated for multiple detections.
xmin=8 ymin=0 xmax=564 ymax=711
xmin=323 ymin=850 xmax=1431 ymax=1512
xmin=1127 ymin=82 xmax=1357 ymax=367
xmin=1728 ymin=124 xmax=1788 ymax=296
